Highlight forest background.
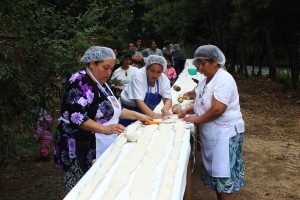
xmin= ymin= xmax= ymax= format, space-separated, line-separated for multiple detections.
xmin=0 ymin=0 xmax=299 ymax=168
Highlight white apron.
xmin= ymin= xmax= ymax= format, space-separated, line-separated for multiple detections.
xmin=95 ymin=94 xmax=121 ymax=158
xmin=194 ymin=80 xmax=234 ymax=178
xmin=86 ymin=68 xmax=122 ymax=159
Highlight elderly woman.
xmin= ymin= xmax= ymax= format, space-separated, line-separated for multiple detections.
xmin=178 ymin=45 xmax=245 ymax=200
xmin=120 ymin=55 xmax=172 ymax=126
xmin=54 ymin=46 xmax=152 ymax=193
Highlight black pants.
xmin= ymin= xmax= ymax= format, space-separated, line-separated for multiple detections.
xmin=173 ymin=59 xmax=186 ymax=79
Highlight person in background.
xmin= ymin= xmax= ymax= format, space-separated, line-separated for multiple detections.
xmin=178 ymin=45 xmax=245 ymax=200
xmin=112 ymin=47 xmax=121 ymax=71
xmin=120 ymin=55 xmax=172 ymax=126
xmin=162 ymin=40 xmax=171 ymax=58
xmin=110 ymin=54 xmax=138 ymax=98
xmin=135 ymin=37 xmax=143 ymax=52
xmin=54 ymin=46 xmax=152 ymax=194
xmin=163 ymin=56 xmax=177 ymax=85
xmin=142 ymin=39 xmax=163 ymax=57
xmin=32 ymin=107 xmax=53 ymax=161
xmin=128 ymin=41 xmax=144 ymax=68
xmin=170 ymin=39 xmax=186 ymax=77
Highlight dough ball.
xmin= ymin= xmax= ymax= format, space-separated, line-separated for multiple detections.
xmin=177 ymin=97 xmax=183 ymax=103
xmin=125 ymin=132 xmax=139 ymax=142
xmin=173 ymin=85 xmax=181 ymax=91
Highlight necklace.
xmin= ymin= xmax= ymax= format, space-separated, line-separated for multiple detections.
xmin=199 ymin=84 xmax=207 ymax=98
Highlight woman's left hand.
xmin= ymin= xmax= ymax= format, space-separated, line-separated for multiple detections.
xmin=183 ymin=115 xmax=199 ymax=124
xmin=161 ymin=107 xmax=171 ymax=117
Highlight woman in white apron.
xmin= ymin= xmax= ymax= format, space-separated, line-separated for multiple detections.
xmin=54 ymin=46 xmax=152 ymax=194
xmin=178 ymin=45 xmax=245 ymax=200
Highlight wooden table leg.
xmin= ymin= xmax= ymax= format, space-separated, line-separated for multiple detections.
xmin=184 ymin=159 xmax=192 ymax=200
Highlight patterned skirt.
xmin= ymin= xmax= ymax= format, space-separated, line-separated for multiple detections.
xmin=201 ymin=132 xmax=245 ymax=193
xmin=62 ymin=159 xmax=84 ymax=194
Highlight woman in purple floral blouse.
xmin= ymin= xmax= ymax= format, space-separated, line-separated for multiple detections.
xmin=54 ymin=46 xmax=152 ymax=194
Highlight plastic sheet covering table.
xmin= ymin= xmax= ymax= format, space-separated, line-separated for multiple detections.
xmin=64 ymin=123 xmax=192 ymax=200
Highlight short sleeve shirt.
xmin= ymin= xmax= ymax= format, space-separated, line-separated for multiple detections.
xmin=196 ymin=68 xmax=244 ymax=132
xmin=120 ymin=67 xmax=171 ymax=107
xmin=111 ymin=65 xmax=138 ymax=90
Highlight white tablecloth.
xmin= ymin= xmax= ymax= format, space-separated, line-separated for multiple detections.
xmin=64 ymin=125 xmax=192 ymax=200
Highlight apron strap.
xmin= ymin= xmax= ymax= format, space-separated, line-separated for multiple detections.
xmin=86 ymin=67 xmax=114 ymax=97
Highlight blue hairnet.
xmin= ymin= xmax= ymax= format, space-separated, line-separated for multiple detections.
xmin=145 ymin=55 xmax=167 ymax=72
xmin=192 ymin=45 xmax=226 ymax=67
xmin=80 ymin=46 xmax=116 ymax=63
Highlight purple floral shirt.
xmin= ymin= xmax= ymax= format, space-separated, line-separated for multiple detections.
xmin=54 ymin=68 xmax=115 ymax=172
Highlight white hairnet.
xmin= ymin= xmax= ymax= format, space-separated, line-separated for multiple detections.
xmin=145 ymin=55 xmax=167 ymax=72
xmin=80 ymin=46 xmax=116 ymax=63
xmin=192 ymin=45 xmax=226 ymax=67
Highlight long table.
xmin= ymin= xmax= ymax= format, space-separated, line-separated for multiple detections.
xmin=64 ymin=59 xmax=200 ymax=200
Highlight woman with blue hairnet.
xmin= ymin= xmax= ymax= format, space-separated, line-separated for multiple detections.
xmin=178 ymin=45 xmax=245 ymax=200
xmin=54 ymin=46 xmax=152 ymax=194
xmin=120 ymin=55 xmax=172 ymax=126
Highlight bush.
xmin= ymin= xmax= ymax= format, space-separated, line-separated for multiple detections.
xmin=0 ymin=0 xmax=134 ymax=163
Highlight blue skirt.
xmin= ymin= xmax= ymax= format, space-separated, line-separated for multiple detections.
xmin=201 ymin=132 xmax=245 ymax=193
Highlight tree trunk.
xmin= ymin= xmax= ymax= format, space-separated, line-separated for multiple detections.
xmin=265 ymin=33 xmax=276 ymax=80
xmin=239 ymin=39 xmax=248 ymax=77
xmin=287 ymin=40 xmax=299 ymax=89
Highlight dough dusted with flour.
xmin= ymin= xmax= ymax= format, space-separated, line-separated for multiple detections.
xmin=74 ymin=119 xmax=187 ymax=200
xmin=130 ymin=124 xmax=171 ymax=200
xmin=76 ymin=136 xmax=126 ymax=200
xmin=102 ymin=125 xmax=157 ymax=199
xmin=124 ymin=122 xmax=141 ymax=142
xmin=157 ymin=120 xmax=186 ymax=200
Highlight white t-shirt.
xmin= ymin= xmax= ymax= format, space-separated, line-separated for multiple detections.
xmin=195 ymin=68 xmax=244 ymax=133
xmin=120 ymin=67 xmax=171 ymax=107
xmin=111 ymin=65 xmax=138 ymax=90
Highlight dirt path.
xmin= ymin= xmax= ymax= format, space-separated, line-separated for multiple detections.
xmin=1 ymin=77 xmax=299 ymax=200
xmin=191 ymin=77 xmax=300 ymax=200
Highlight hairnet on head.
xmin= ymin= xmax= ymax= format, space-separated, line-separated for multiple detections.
xmin=145 ymin=55 xmax=167 ymax=72
xmin=192 ymin=45 xmax=226 ymax=67
xmin=80 ymin=46 xmax=116 ymax=63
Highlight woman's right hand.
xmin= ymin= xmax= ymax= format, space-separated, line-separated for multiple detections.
xmin=177 ymin=109 xmax=187 ymax=118
xmin=136 ymin=113 xmax=153 ymax=123
xmin=103 ymin=124 xmax=125 ymax=135
xmin=152 ymin=112 xmax=163 ymax=119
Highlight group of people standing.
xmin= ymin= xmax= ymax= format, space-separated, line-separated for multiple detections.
xmin=111 ymin=39 xmax=186 ymax=92
xmin=54 ymin=41 xmax=245 ymax=200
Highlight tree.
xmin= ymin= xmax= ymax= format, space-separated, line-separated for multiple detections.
xmin=0 ymin=0 xmax=134 ymax=162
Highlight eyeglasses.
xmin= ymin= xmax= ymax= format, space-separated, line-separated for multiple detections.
xmin=195 ymin=59 xmax=207 ymax=68
xmin=195 ymin=58 xmax=214 ymax=69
